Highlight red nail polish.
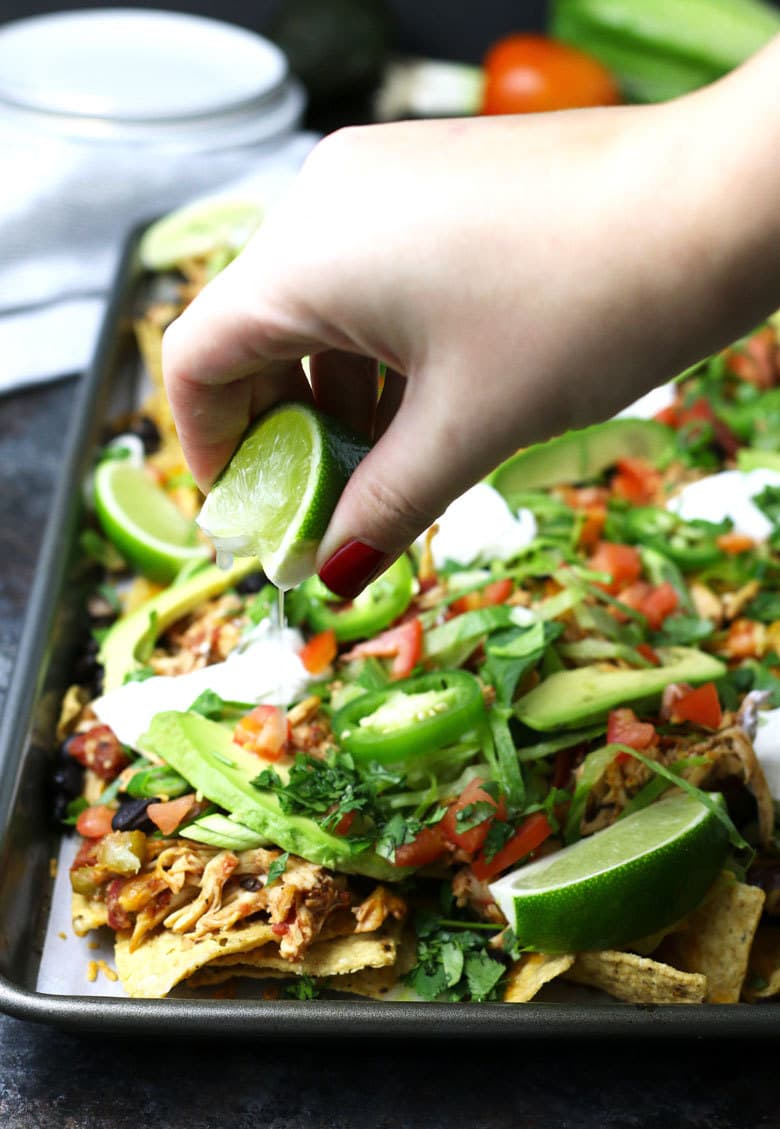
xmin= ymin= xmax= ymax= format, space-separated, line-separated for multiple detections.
xmin=318 ymin=540 xmax=388 ymax=600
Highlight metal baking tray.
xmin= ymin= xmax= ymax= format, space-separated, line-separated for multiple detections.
xmin=0 ymin=225 xmax=777 ymax=1037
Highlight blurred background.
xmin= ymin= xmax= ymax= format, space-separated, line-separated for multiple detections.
xmin=0 ymin=1 xmax=548 ymax=61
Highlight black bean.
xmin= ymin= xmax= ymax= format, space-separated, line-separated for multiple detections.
xmin=111 ymin=797 xmax=161 ymax=833
xmin=239 ymin=876 xmax=263 ymax=892
xmin=128 ymin=415 xmax=161 ymax=455
xmin=53 ymin=761 xmax=85 ymax=797
xmin=235 ymin=571 xmax=265 ymax=595
xmin=53 ymin=793 xmax=71 ymax=823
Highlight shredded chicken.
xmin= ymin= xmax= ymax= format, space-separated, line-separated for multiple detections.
xmin=452 ymin=867 xmax=504 ymax=925
xmin=353 ymin=885 xmax=407 ymax=933
xmin=580 ymin=725 xmax=774 ymax=845
xmin=150 ymin=594 xmax=247 ymax=676
xmin=89 ymin=838 xmax=398 ymax=964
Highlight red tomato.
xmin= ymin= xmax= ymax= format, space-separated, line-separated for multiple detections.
xmin=643 ymin=583 xmax=679 ymax=630
xmin=636 ymin=642 xmax=661 ymax=667
xmin=610 ymin=458 xmax=662 ymax=506
xmin=147 ymin=794 xmax=197 ymax=836
xmin=75 ymin=805 xmax=115 ymax=839
xmin=725 ymin=326 xmax=778 ymax=390
xmin=331 ymin=810 xmax=356 ymax=837
xmin=588 ymin=542 xmax=642 ymax=595
xmin=234 ymin=704 xmax=289 ymax=761
xmin=450 ymin=578 xmax=513 ymax=617
xmin=577 ymin=505 xmax=607 ymax=551
xmin=716 ymin=532 xmax=756 ymax=555
xmin=393 ymin=825 xmax=448 ymax=868
xmin=482 ymin=35 xmax=620 ymax=115
xmin=299 ymin=628 xmax=337 ymax=674
xmin=440 ymin=778 xmax=507 ymax=854
xmin=342 ymin=618 xmax=423 ymax=680
xmin=607 ymin=708 xmax=657 ymax=751
xmin=65 ymin=724 xmax=129 ymax=781
xmin=671 ymin=683 xmax=722 ymax=730
xmin=471 ymin=812 xmax=553 ymax=881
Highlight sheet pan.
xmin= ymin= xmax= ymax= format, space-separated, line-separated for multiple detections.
xmin=0 ymin=225 xmax=777 ymax=1036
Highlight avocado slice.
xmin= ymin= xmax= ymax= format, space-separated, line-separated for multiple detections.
xmin=140 ymin=710 xmax=403 ymax=880
xmin=488 ymin=419 xmax=673 ymax=505
xmin=179 ymin=812 xmax=270 ymax=851
xmin=514 ymin=646 xmax=725 ymax=731
xmin=99 ymin=558 xmax=259 ymax=691
xmin=737 ymin=448 xmax=780 ymax=474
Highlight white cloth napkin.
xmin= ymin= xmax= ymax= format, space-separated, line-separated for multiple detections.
xmin=0 ymin=128 xmax=318 ymax=394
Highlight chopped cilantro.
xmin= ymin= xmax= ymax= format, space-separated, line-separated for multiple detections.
xmin=404 ymin=912 xmax=506 ymax=1002
xmin=123 ymin=665 xmax=156 ymax=684
xmin=266 ymin=852 xmax=289 ymax=887
xmin=62 ymin=797 xmax=89 ymax=826
xmin=284 ymin=975 xmax=319 ymax=1000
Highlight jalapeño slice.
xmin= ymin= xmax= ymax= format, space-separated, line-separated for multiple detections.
xmin=303 ymin=554 xmax=414 ymax=642
xmin=332 ymin=670 xmax=486 ymax=765
xmin=621 ymin=507 xmax=726 ymax=571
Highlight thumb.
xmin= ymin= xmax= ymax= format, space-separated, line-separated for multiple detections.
xmin=314 ymin=377 xmax=497 ymax=599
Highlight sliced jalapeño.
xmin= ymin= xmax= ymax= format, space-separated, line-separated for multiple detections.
xmin=332 ymin=670 xmax=486 ymax=765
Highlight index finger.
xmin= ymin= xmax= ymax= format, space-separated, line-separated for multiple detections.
xmin=161 ymin=257 xmax=317 ymax=491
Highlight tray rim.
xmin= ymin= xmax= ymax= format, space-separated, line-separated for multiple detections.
xmin=0 ymin=224 xmax=778 ymax=1037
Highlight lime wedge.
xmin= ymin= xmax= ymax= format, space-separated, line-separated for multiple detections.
xmin=197 ymin=402 xmax=370 ymax=590
xmin=94 ymin=460 xmax=209 ymax=583
xmin=139 ymin=197 xmax=264 ymax=270
xmin=489 ymin=793 xmax=729 ymax=953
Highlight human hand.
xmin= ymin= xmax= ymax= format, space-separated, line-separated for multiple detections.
xmin=163 ymin=43 xmax=780 ymax=597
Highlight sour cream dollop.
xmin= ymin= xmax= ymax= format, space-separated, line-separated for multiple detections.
xmin=752 ymin=708 xmax=780 ymax=800
xmin=667 ymin=469 xmax=780 ymax=542
xmin=418 ymin=483 xmax=537 ymax=570
xmin=93 ymin=619 xmax=310 ymax=749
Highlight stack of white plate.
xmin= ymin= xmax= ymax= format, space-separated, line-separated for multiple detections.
xmin=0 ymin=8 xmax=305 ymax=152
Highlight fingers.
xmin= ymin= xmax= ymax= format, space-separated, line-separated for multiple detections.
xmin=310 ymin=351 xmax=379 ymax=440
xmin=315 ymin=369 xmax=498 ymax=598
xmin=162 ymin=254 xmax=317 ymax=491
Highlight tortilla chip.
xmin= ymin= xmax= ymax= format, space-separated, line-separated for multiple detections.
xmin=504 ymin=952 xmax=575 ymax=1003
xmin=56 ymin=684 xmax=89 ymax=741
xmin=565 ymin=950 xmax=707 ymax=1004
xmin=743 ymin=927 xmax=780 ymax=1001
xmin=72 ymin=894 xmax=108 ymax=937
xmin=186 ymin=930 xmax=399 ymax=990
xmin=115 ymin=919 xmax=278 ymax=998
xmin=657 ymin=871 xmax=765 ymax=1003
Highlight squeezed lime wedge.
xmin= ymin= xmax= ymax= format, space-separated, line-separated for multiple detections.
xmin=197 ymin=402 xmax=369 ymax=590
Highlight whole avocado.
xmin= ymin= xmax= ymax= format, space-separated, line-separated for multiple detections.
xmin=268 ymin=0 xmax=396 ymax=100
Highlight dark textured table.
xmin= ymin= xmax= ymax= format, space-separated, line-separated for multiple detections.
xmin=2 ymin=378 xmax=780 ymax=1129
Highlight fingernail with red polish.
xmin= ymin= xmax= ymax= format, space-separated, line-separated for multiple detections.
xmin=318 ymin=540 xmax=389 ymax=600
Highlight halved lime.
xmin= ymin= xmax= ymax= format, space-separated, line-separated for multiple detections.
xmin=94 ymin=459 xmax=209 ymax=583
xmin=197 ymin=402 xmax=369 ymax=590
xmin=139 ymin=197 xmax=264 ymax=270
xmin=489 ymin=793 xmax=729 ymax=953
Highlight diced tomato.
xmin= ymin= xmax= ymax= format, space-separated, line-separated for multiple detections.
xmin=716 ymin=532 xmax=756 ymax=555
xmin=471 ymin=812 xmax=553 ymax=881
xmin=299 ymin=629 xmax=338 ymax=674
xmin=636 ymin=642 xmax=661 ymax=666
xmin=147 ymin=794 xmax=197 ymax=836
xmin=234 ymin=704 xmax=289 ymax=761
xmin=654 ymin=402 xmax=682 ymax=428
xmin=671 ymin=683 xmax=722 ymax=730
xmin=75 ymin=805 xmax=115 ymax=839
xmin=65 ymin=724 xmax=129 ymax=781
xmin=588 ymin=542 xmax=642 ymax=595
xmin=725 ymin=326 xmax=778 ymax=390
xmin=450 ymin=578 xmax=514 ymax=617
xmin=610 ymin=458 xmax=662 ymax=506
xmin=331 ymin=809 xmax=356 ymax=837
xmin=577 ymin=504 xmax=607 ymax=551
xmin=560 ymin=485 xmax=610 ymax=510
xmin=440 ymin=778 xmax=507 ymax=854
xmin=639 ymin=582 xmax=679 ymax=630
xmin=342 ymin=618 xmax=423 ymax=680
xmin=393 ymin=825 xmax=448 ymax=868
xmin=105 ymin=878 xmax=132 ymax=931
xmin=607 ymin=708 xmax=657 ymax=751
